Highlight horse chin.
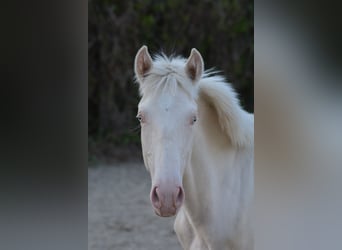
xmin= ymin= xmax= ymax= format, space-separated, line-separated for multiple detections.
xmin=154 ymin=208 xmax=177 ymax=217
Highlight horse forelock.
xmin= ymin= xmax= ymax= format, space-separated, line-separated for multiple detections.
xmin=137 ymin=54 xmax=198 ymax=99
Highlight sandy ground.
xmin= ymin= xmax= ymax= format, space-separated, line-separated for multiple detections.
xmin=88 ymin=163 xmax=182 ymax=250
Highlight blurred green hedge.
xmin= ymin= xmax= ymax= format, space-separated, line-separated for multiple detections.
xmin=89 ymin=0 xmax=253 ymax=161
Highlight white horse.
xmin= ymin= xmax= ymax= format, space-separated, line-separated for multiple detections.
xmin=134 ymin=46 xmax=254 ymax=250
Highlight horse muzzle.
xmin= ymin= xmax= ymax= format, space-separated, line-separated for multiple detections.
xmin=150 ymin=185 xmax=184 ymax=217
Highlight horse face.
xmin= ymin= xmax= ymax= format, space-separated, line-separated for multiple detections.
xmin=138 ymin=92 xmax=197 ymax=217
xmin=134 ymin=45 xmax=203 ymax=217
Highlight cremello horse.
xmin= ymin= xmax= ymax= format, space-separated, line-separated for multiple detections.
xmin=134 ymin=46 xmax=253 ymax=250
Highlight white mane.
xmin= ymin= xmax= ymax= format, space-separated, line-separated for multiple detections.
xmin=136 ymin=54 xmax=253 ymax=148
xmin=199 ymin=76 xmax=254 ymax=148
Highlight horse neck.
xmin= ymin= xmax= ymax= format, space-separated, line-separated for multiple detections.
xmin=182 ymin=79 xmax=254 ymax=216
xmin=183 ymin=96 xmax=239 ymax=211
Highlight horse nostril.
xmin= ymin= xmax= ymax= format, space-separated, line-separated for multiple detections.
xmin=151 ymin=186 xmax=161 ymax=208
xmin=175 ymin=187 xmax=184 ymax=207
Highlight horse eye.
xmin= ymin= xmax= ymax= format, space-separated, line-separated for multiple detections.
xmin=192 ymin=116 xmax=197 ymax=124
xmin=136 ymin=115 xmax=142 ymax=122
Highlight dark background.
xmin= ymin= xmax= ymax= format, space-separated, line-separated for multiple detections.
xmin=88 ymin=0 xmax=254 ymax=162
xmin=2 ymin=0 xmax=342 ymax=249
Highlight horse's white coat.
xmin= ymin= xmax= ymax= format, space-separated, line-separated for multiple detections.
xmin=134 ymin=46 xmax=254 ymax=250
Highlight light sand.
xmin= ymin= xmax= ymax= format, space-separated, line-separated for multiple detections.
xmin=88 ymin=163 xmax=181 ymax=250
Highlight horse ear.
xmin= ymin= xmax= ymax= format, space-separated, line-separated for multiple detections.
xmin=134 ymin=45 xmax=153 ymax=82
xmin=185 ymin=48 xmax=204 ymax=83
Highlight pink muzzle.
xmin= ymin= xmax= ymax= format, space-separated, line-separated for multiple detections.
xmin=150 ymin=185 xmax=184 ymax=217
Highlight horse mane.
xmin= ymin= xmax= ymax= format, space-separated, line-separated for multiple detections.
xmin=198 ymin=75 xmax=254 ymax=148
xmin=136 ymin=53 xmax=253 ymax=148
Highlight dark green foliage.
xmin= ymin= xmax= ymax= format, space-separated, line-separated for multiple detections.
xmin=89 ymin=0 xmax=253 ymax=161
